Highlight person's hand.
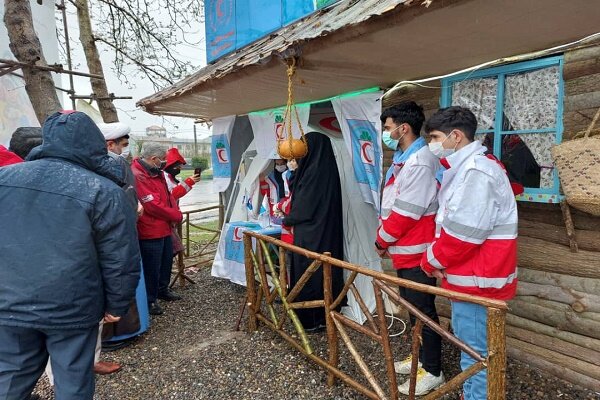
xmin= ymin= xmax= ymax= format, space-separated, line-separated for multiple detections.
xmin=424 ymin=269 xmax=446 ymax=280
xmin=375 ymin=246 xmax=388 ymax=258
xmin=104 ymin=313 xmax=121 ymax=323
xmin=137 ymin=202 xmax=144 ymax=217
xmin=191 ymin=174 xmax=201 ymax=183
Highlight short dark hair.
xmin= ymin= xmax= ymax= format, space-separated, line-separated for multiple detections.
xmin=108 ymin=135 xmax=130 ymax=145
xmin=424 ymin=106 xmax=477 ymax=141
xmin=380 ymin=101 xmax=425 ymax=136
xmin=9 ymin=127 xmax=43 ymax=159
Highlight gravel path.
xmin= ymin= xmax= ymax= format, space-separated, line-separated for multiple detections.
xmin=33 ymin=268 xmax=599 ymax=399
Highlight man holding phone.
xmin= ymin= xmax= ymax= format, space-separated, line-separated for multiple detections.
xmin=163 ymin=148 xmax=201 ymax=200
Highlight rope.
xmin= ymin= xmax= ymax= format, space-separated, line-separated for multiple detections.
xmin=278 ymin=58 xmax=308 ymax=160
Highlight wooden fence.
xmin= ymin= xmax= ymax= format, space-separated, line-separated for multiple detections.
xmin=243 ymin=231 xmax=508 ymax=400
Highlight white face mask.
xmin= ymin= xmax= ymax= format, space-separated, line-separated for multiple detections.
xmin=286 ymin=161 xmax=297 ymax=171
xmin=428 ymin=132 xmax=456 ymax=158
xmin=275 ymin=164 xmax=287 ymax=173
xmin=120 ymin=146 xmax=130 ymax=159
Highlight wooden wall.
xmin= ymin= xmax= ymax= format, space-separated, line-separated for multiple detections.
xmin=381 ymin=45 xmax=600 ymax=391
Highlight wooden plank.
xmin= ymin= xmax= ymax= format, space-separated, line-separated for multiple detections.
xmin=563 ymin=56 xmax=600 ymax=81
xmin=507 ymin=345 xmax=600 ymax=391
xmin=516 ymin=281 xmax=600 ymax=313
xmin=506 ymin=325 xmax=600 ymax=366
xmin=518 ymin=202 xmax=600 ymax=231
xmin=564 ymin=90 xmax=600 ymax=112
xmin=518 ymin=236 xmax=600 ymax=279
xmin=506 ymin=337 xmax=600 ymax=381
xmin=505 ymin=313 xmax=600 ymax=352
xmin=564 ymin=72 xmax=600 ymax=96
xmin=518 ymin=219 xmax=600 ymax=252
xmin=518 ymin=267 xmax=600 ymax=296
xmin=508 ymin=298 xmax=600 ymax=339
xmin=564 ymin=45 xmax=600 ymax=64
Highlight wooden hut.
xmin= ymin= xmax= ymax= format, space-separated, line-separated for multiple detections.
xmin=138 ymin=0 xmax=600 ymax=391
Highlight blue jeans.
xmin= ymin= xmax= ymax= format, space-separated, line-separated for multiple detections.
xmin=0 ymin=325 xmax=97 ymax=400
xmin=139 ymin=236 xmax=173 ymax=303
xmin=451 ymin=301 xmax=488 ymax=400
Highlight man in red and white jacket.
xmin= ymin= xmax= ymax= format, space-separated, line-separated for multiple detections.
xmin=374 ymin=102 xmax=444 ymax=396
xmin=421 ymin=107 xmax=518 ymax=400
xmin=132 ymin=143 xmax=183 ymax=316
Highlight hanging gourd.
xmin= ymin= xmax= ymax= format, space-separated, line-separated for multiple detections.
xmin=277 ymin=58 xmax=308 ymax=160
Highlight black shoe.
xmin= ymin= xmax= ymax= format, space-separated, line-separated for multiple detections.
xmin=158 ymin=289 xmax=182 ymax=301
xmin=149 ymin=302 xmax=164 ymax=315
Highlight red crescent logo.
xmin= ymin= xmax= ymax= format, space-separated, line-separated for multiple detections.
xmin=233 ymin=227 xmax=243 ymax=241
xmin=361 ymin=141 xmax=374 ymax=164
xmin=275 ymin=123 xmax=284 ymax=140
xmin=320 ymin=117 xmax=342 ymax=133
xmin=217 ymin=148 xmax=228 ymax=163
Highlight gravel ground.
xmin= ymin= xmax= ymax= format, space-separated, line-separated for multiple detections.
xmin=33 ymin=268 xmax=599 ymax=400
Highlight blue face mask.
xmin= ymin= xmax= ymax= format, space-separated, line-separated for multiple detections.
xmin=382 ymin=131 xmax=399 ymax=150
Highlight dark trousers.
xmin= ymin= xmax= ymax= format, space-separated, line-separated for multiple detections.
xmin=397 ymin=266 xmax=442 ymax=376
xmin=139 ymin=236 xmax=173 ymax=303
xmin=0 ymin=324 xmax=97 ymax=400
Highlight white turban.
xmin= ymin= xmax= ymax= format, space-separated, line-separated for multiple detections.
xmin=97 ymin=122 xmax=131 ymax=141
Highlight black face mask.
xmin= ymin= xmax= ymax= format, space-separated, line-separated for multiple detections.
xmin=165 ymin=166 xmax=181 ymax=177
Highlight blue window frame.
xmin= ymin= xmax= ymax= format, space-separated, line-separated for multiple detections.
xmin=441 ymin=56 xmax=564 ymax=204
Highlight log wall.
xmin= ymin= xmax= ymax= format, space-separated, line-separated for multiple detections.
xmin=382 ymin=44 xmax=600 ymax=391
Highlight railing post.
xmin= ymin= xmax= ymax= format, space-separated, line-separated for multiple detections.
xmin=322 ymin=252 xmax=338 ymax=387
xmin=185 ymin=213 xmax=190 ymax=257
xmin=373 ymin=282 xmax=398 ymax=400
xmin=218 ymin=192 xmax=225 ymax=230
xmin=487 ymin=307 xmax=506 ymax=400
xmin=244 ymin=233 xmax=257 ymax=332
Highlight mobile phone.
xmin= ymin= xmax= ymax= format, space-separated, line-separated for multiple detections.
xmin=194 ymin=167 xmax=202 ymax=175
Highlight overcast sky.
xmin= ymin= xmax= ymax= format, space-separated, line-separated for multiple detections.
xmin=61 ymin=6 xmax=211 ymax=140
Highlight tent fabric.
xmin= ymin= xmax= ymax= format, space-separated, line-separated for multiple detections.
xmin=248 ymin=105 xmax=311 ymax=159
xmin=214 ymin=113 xmax=383 ymax=324
xmin=211 ymin=115 xmax=237 ymax=192
xmin=328 ymin=135 xmax=382 ymax=324
xmin=332 ymin=91 xmax=383 ymax=211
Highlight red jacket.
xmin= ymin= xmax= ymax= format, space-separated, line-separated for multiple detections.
xmin=131 ymin=158 xmax=182 ymax=240
xmin=0 ymin=145 xmax=23 ymax=167
xmin=376 ymin=146 xmax=439 ymax=269
xmin=275 ymin=194 xmax=294 ymax=244
xmin=164 ymin=148 xmax=197 ymax=200
xmin=421 ymin=142 xmax=518 ymax=300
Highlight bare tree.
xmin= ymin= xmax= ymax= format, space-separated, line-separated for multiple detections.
xmin=74 ymin=0 xmax=119 ymax=122
xmin=4 ymin=0 xmax=61 ymax=124
xmin=86 ymin=0 xmax=203 ymax=90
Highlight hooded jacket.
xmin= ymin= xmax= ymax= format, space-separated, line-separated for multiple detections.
xmin=0 ymin=111 xmax=141 ymax=329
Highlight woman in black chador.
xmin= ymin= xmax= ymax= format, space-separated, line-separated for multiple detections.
xmin=282 ymin=131 xmax=345 ymax=331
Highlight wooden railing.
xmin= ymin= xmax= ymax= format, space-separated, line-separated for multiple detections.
xmin=243 ymin=231 xmax=508 ymax=400
xmin=170 ymin=204 xmax=223 ymax=287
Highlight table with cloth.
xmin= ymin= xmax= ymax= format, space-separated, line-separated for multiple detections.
xmin=211 ymin=221 xmax=281 ymax=286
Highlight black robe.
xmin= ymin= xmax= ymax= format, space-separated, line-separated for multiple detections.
xmin=282 ymin=132 xmax=345 ymax=329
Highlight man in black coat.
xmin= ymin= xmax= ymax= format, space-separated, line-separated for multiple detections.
xmin=0 ymin=111 xmax=140 ymax=400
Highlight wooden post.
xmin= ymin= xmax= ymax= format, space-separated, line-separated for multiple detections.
xmin=279 ymin=246 xmax=288 ymax=297
xmin=408 ymin=320 xmax=423 ymax=400
xmin=560 ymin=200 xmax=579 ymax=253
xmin=244 ymin=234 xmax=257 ymax=332
xmin=374 ymin=282 xmax=398 ymax=400
xmin=218 ymin=192 xmax=225 ymax=230
xmin=185 ymin=213 xmax=190 ymax=257
xmin=323 ymin=252 xmax=338 ymax=387
xmin=487 ymin=307 xmax=507 ymax=400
